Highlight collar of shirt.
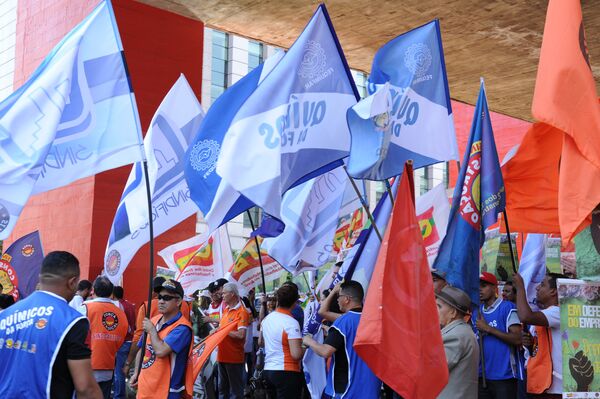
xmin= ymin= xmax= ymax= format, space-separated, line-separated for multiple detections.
xmin=224 ymin=300 xmax=242 ymax=312
xmin=275 ymin=308 xmax=292 ymax=316
xmin=482 ymin=297 xmax=503 ymax=313
xmin=40 ymin=290 xmax=67 ymax=303
xmin=348 ymin=307 xmax=363 ymax=313
xmin=85 ymin=297 xmax=119 ymax=305
xmin=157 ymin=311 xmax=183 ymax=332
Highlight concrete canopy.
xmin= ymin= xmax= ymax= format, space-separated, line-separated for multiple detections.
xmin=140 ymin=0 xmax=600 ymax=121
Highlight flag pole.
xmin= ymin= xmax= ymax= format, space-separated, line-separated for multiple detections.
xmin=245 ymin=210 xmax=268 ymax=295
xmin=384 ymin=179 xmax=395 ymax=206
xmin=136 ymin=159 xmax=156 ymax=381
xmin=502 ymin=210 xmax=519 ymax=274
xmin=343 ymin=166 xmax=383 ymax=242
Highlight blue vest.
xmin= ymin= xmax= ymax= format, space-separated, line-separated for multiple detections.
xmin=0 ymin=291 xmax=85 ymax=398
xmin=325 ymin=311 xmax=380 ymax=399
xmin=473 ymin=299 xmax=521 ymax=380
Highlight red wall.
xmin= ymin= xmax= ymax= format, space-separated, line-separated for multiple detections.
xmin=9 ymin=0 xmax=204 ymax=306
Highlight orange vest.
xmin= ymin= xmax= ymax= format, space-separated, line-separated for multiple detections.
xmin=527 ymin=325 xmax=553 ymax=394
xmin=137 ymin=314 xmax=193 ymax=399
xmin=85 ymin=301 xmax=128 ymax=370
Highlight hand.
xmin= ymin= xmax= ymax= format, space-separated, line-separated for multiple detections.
xmin=522 ymin=330 xmax=533 ymax=348
xmin=512 ymin=273 xmax=524 ymax=288
xmin=475 ymin=312 xmax=489 ymax=335
xmin=569 ymin=350 xmax=594 ymax=391
xmin=331 ymin=282 xmax=342 ymax=295
xmin=142 ymin=318 xmax=156 ymax=335
xmin=303 ymin=335 xmax=315 ymax=347
xmin=129 ymin=372 xmax=138 ymax=387
xmin=202 ymin=315 xmax=213 ymax=324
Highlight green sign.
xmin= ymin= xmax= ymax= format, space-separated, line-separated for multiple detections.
xmin=558 ymin=278 xmax=600 ymax=397
xmin=480 ymin=228 xmax=518 ymax=281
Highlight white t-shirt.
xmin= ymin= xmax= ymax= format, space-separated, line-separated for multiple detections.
xmin=541 ymin=306 xmax=562 ymax=394
xmin=69 ymin=294 xmax=84 ymax=310
xmin=261 ymin=309 xmax=302 ymax=372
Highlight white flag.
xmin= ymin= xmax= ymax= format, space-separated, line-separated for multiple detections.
xmin=416 ymin=183 xmax=450 ymax=266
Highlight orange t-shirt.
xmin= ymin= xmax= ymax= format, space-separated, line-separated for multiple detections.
xmin=217 ymin=302 xmax=250 ymax=364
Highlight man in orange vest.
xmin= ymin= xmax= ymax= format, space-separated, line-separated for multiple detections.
xmin=130 ymin=279 xmax=193 ymax=399
xmin=82 ymin=276 xmax=128 ymax=399
xmin=513 ymin=272 xmax=564 ymax=398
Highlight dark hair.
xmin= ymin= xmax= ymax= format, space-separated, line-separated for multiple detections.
xmin=276 ymin=285 xmax=299 ymax=309
xmin=41 ymin=251 xmax=80 ymax=278
xmin=241 ymin=296 xmax=258 ymax=318
xmin=93 ymin=276 xmax=114 ymax=298
xmin=340 ymin=280 xmax=364 ymax=303
xmin=0 ymin=294 xmax=15 ymax=309
xmin=282 ymin=281 xmax=299 ymax=291
xmin=547 ymin=273 xmax=566 ymax=290
xmin=113 ymin=286 xmax=124 ymax=299
xmin=77 ymin=280 xmax=92 ymax=292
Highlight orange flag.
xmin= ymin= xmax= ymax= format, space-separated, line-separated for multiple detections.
xmin=531 ymin=0 xmax=600 ymax=241
xmin=185 ymin=322 xmax=237 ymax=390
xmin=353 ymin=162 xmax=448 ymax=398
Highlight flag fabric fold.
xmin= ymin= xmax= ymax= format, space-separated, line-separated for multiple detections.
xmin=215 ymin=4 xmax=358 ymax=220
xmin=226 ymin=237 xmax=285 ymax=292
xmin=184 ymin=51 xmax=284 ymax=233
xmin=354 ymin=162 xmax=448 ymax=398
xmin=104 ymin=75 xmax=204 ymax=282
xmin=0 ymin=0 xmax=144 ymax=240
xmin=346 ymin=20 xmax=457 ymax=180
xmin=518 ymin=234 xmax=547 ymax=312
xmin=415 ymin=183 xmax=450 ymax=267
xmin=158 ymin=225 xmax=233 ymax=296
xmin=432 ymin=81 xmax=505 ymax=304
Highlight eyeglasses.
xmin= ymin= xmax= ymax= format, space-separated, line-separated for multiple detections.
xmin=157 ymin=294 xmax=179 ymax=301
xmin=337 ymin=294 xmax=353 ymax=300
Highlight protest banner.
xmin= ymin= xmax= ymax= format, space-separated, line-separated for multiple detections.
xmin=546 ymin=237 xmax=562 ymax=274
xmin=227 ymin=237 xmax=285 ymax=292
xmin=481 ymin=228 xmax=518 ymax=282
xmin=558 ymin=278 xmax=600 ymax=396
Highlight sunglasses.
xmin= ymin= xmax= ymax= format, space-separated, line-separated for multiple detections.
xmin=157 ymin=294 xmax=179 ymax=301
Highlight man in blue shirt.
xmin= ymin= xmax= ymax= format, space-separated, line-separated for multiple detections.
xmin=474 ymin=272 xmax=523 ymax=398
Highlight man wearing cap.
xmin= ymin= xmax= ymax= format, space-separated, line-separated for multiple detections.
xmin=436 ymin=286 xmax=479 ymax=398
xmin=474 ymin=272 xmax=523 ymax=398
xmin=130 ymin=279 xmax=193 ymax=398
xmin=205 ymin=278 xmax=228 ymax=325
xmin=431 ymin=269 xmax=448 ymax=294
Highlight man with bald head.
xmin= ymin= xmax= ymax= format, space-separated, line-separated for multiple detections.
xmin=0 ymin=251 xmax=102 ymax=398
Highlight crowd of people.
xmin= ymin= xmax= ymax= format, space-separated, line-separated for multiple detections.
xmin=0 ymin=250 xmax=566 ymax=398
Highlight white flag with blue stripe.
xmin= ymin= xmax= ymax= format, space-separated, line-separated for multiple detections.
xmin=0 ymin=0 xmax=144 ymax=240
xmin=518 ymin=233 xmax=547 ymax=312
xmin=104 ymin=75 xmax=204 ymax=282
xmin=346 ymin=20 xmax=458 ymax=180
xmin=216 ymin=4 xmax=358 ymax=220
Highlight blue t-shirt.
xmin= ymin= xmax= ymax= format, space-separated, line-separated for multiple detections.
xmin=138 ymin=312 xmax=191 ymax=398
xmin=473 ymin=298 xmax=522 ymax=380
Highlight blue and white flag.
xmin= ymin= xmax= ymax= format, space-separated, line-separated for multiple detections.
xmin=0 ymin=0 xmax=143 ymax=240
xmin=519 ymin=233 xmax=547 ymax=312
xmin=261 ymin=166 xmax=347 ymax=273
xmin=303 ymin=328 xmax=327 ymax=399
xmin=104 ymin=75 xmax=204 ymax=282
xmin=184 ymin=52 xmax=283 ymax=233
xmin=216 ymin=4 xmax=359 ymax=220
xmin=347 ymin=20 xmax=458 ymax=180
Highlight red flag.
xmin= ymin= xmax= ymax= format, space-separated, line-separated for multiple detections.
xmin=353 ymin=162 xmax=448 ymax=398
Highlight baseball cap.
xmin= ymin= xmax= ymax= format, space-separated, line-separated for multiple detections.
xmin=480 ymin=272 xmax=498 ymax=286
xmin=436 ymin=286 xmax=471 ymax=314
xmin=154 ymin=279 xmax=184 ymax=298
xmin=207 ymin=278 xmax=228 ymax=293
xmin=152 ymin=276 xmax=166 ymax=290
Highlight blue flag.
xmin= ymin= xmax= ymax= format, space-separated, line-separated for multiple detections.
xmin=432 ymin=80 xmax=505 ymax=304
xmin=0 ymin=0 xmax=144 ymax=240
xmin=184 ymin=52 xmax=283 ymax=233
xmin=215 ymin=4 xmax=359 ymax=221
xmin=347 ymin=20 xmax=458 ymax=180
xmin=1 ymin=231 xmax=44 ymax=299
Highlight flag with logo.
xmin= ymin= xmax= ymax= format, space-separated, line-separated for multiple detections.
xmin=104 ymin=75 xmax=204 ymax=282
xmin=216 ymin=4 xmax=359 ymax=221
xmin=158 ymin=226 xmax=233 ymax=296
xmin=184 ymin=52 xmax=284 ymax=234
xmin=416 ymin=183 xmax=450 ymax=266
xmin=261 ymin=166 xmax=347 ymax=273
xmin=0 ymin=0 xmax=144 ymax=240
xmin=518 ymin=234 xmax=547 ymax=312
xmin=0 ymin=231 xmax=44 ymax=299
xmin=346 ymin=20 xmax=458 ymax=180
xmin=354 ymin=161 xmax=448 ymax=398
xmin=432 ymin=80 xmax=505 ymax=304
xmin=227 ymin=237 xmax=285 ymax=292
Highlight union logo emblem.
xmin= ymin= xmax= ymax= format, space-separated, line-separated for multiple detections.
xmin=102 ymin=312 xmax=118 ymax=331
xmin=21 ymin=244 xmax=34 ymax=257
xmin=105 ymin=250 xmax=121 ymax=276
xmin=298 ymin=40 xmax=327 ymax=80
xmin=0 ymin=258 xmax=19 ymax=300
xmin=142 ymin=345 xmax=156 ymax=369
xmin=459 ymin=141 xmax=482 ymax=229
xmin=35 ymin=318 xmax=48 ymax=330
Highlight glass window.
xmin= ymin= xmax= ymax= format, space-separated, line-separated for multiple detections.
xmin=243 ymin=207 xmax=262 ymax=229
xmin=248 ymin=41 xmax=263 ymax=72
xmin=211 ymin=30 xmax=229 ymax=102
xmin=353 ymin=70 xmax=368 ymax=99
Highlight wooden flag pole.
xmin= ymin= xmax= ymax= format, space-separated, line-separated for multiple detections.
xmin=502 ymin=210 xmax=519 ymax=274
xmin=343 ymin=166 xmax=383 ymax=242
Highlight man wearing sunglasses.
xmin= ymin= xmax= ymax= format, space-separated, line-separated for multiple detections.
xmin=131 ymin=279 xmax=193 ymax=399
